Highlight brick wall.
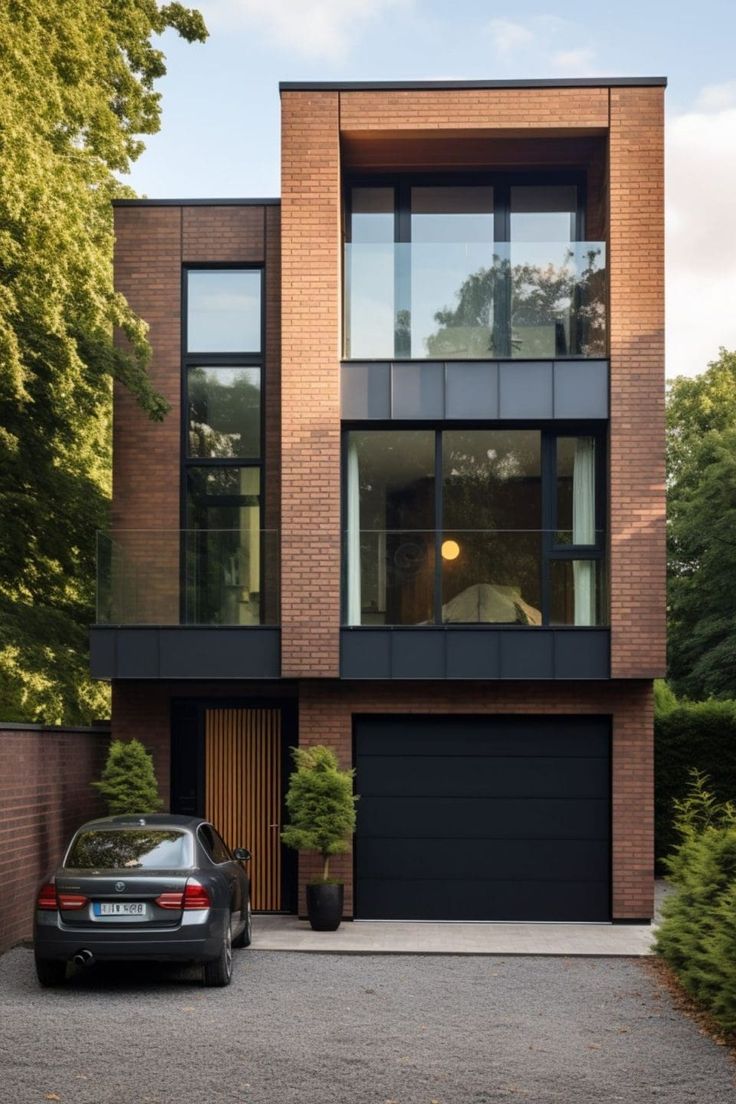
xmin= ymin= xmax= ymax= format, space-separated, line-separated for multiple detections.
xmin=280 ymin=92 xmax=342 ymax=676
xmin=297 ymin=680 xmax=654 ymax=921
xmin=0 ymin=725 xmax=110 ymax=951
xmin=608 ymin=87 xmax=666 ymax=677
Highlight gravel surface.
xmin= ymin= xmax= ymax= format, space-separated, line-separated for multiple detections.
xmin=1 ymin=947 xmax=735 ymax=1103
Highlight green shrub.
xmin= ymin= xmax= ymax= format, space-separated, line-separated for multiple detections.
xmin=281 ymin=746 xmax=358 ymax=883
xmin=655 ymin=699 xmax=736 ymax=865
xmin=92 ymin=738 xmax=163 ymax=815
xmin=655 ymin=772 xmax=736 ymax=1030
xmin=653 ymin=679 xmax=678 ymax=716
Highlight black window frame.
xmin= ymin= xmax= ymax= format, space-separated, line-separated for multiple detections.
xmin=341 ymin=422 xmax=607 ymax=627
xmin=181 ymin=263 xmax=266 ymax=625
xmin=343 ymin=170 xmax=594 ymax=360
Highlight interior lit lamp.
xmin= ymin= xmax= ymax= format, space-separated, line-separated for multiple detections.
xmin=441 ymin=539 xmax=461 ymax=561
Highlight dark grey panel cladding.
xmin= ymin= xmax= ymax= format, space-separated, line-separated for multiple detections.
xmin=340 ymin=360 xmax=608 ymax=420
xmin=340 ymin=628 xmax=610 ymax=679
xmin=90 ymin=627 xmax=281 ymax=679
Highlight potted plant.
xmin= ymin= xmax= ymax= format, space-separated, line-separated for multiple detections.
xmin=281 ymin=745 xmax=358 ymax=931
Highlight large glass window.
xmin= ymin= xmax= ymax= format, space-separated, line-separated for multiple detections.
xmin=187 ymin=366 xmax=261 ymax=459
xmin=345 ymin=429 xmax=605 ymax=627
xmin=344 ymin=177 xmax=606 ymax=360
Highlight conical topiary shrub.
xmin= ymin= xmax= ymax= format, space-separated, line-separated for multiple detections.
xmin=281 ymin=745 xmax=358 ymax=883
xmin=92 ymin=738 xmax=163 ymax=815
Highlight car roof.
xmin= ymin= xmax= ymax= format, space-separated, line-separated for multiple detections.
xmin=73 ymin=814 xmax=206 ymax=832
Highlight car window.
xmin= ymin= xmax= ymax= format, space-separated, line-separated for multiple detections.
xmin=199 ymin=824 xmax=231 ymax=864
xmin=65 ymin=829 xmax=191 ymax=870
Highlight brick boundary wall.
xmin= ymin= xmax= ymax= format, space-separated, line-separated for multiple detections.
xmin=0 ymin=724 xmax=110 ymax=952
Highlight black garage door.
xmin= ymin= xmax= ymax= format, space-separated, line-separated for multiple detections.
xmin=354 ymin=715 xmax=610 ymax=922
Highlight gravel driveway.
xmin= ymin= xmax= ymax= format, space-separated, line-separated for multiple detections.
xmin=1 ymin=948 xmax=734 ymax=1103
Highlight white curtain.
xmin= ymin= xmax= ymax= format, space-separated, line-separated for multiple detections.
xmin=572 ymin=437 xmax=596 ymax=626
xmin=346 ymin=438 xmax=362 ymax=626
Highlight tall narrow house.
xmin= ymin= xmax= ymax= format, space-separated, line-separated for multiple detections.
xmin=93 ymin=77 xmax=666 ymax=922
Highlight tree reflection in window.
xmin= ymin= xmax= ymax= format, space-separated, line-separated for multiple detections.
xmin=66 ymin=830 xmax=191 ymax=870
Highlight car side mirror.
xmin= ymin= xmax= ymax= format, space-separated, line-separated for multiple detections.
xmin=233 ymin=847 xmax=251 ymax=862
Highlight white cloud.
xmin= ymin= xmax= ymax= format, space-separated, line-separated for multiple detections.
xmin=695 ymin=81 xmax=736 ymax=112
xmin=666 ymin=97 xmax=736 ymax=376
xmin=486 ymin=18 xmax=535 ymax=55
xmin=485 ymin=15 xmax=598 ymax=74
xmin=550 ymin=48 xmax=598 ymax=76
xmin=199 ymin=0 xmax=408 ymax=60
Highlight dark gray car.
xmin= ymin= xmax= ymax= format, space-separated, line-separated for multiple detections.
xmin=33 ymin=814 xmax=252 ymax=988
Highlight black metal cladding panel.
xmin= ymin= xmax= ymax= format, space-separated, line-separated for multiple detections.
xmin=341 ymin=628 xmax=610 ymax=679
xmin=354 ymin=714 xmax=611 ymax=921
xmin=89 ymin=627 xmax=281 ymax=679
xmin=340 ymin=359 xmax=609 ymax=420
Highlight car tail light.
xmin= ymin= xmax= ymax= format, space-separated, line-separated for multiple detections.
xmin=155 ymin=891 xmax=184 ymax=910
xmin=57 ymin=893 xmax=89 ymax=911
xmin=183 ymin=878 xmax=211 ymax=910
xmin=37 ymin=883 xmax=58 ymax=910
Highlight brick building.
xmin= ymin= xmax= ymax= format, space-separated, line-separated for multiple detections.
xmin=91 ymin=77 xmax=666 ymax=921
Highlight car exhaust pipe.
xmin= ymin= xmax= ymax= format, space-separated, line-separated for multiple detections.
xmin=72 ymin=949 xmax=95 ymax=968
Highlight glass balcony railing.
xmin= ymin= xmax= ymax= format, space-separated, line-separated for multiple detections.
xmin=343 ymin=241 xmax=606 ymax=360
xmin=344 ymin=529 xmax=607 ymax=628
xmin=96 ymin=530 xmax=279 ymax=626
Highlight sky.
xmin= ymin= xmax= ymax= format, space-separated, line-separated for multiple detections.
xmin=122 ymin=0 xmax=736 ymax=378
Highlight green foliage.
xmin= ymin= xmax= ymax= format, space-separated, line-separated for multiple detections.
xmin=667 ymin=349 xmax=736 ymax=700
xmin=0 ymin=1 xmax=206 ymax=723
xmin=655 ymin=772 xmax=736 ymax=1030
xmin=92 ymin=738 xmax=163 ymax=815
xmin=655 ymin=699 xmax=736 ymax=865
xmin=653 ymin=679 xmax=678 ymax=716
xmin=281 ymin=746 xmax=358 ymax=882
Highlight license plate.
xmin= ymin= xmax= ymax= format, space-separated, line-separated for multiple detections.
xmin=94 ymin=902 xmax=147 ymax=917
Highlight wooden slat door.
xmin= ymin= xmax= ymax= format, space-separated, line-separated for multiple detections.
xmin=205 ymin=708 xmax=282 ymax=911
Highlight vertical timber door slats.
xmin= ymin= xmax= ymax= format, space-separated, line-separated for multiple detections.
xmin=205 ymin=708 xmax=282 ymax=911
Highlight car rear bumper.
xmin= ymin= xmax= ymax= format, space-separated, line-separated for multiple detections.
xmin=34 ymin=909 xmax=228 ymax=963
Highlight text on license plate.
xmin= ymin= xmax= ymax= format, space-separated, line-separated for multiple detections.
xmin=94 ymin=902 xmax=146 ymax=916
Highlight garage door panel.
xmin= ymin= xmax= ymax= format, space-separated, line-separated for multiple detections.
xmin=357 ymin=837 xmax=610 ymax=882
xmin=358 ymin=796 xmax=610 ymax=840
xmin=358 ymin=878 xmax=610 ymax=922
xmin=357 ymin=755 xmax=609 ymax=799
xmin=357 ymin=718 xmax=610 ymax=759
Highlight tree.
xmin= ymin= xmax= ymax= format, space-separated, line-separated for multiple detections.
xmin=667 ymin=350 xmax=736 ymax=699
xmin=0 ymin=1 xmax=207 ymax=723
xmin=92 ymin=738 xmax=163 ymax=815
xmin=281 ymin=746 xmax=358 ymax=882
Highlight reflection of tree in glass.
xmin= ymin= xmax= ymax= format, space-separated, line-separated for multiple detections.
xmin=67 ymin=830 xmax=187 ymax=870
xmin=188 ymin=368 xmax=260 ymax=458
xmin=427 ymin=247 xmax=605 ymax=358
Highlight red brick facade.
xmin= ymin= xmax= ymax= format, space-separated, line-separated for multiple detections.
xmin=107 ymin=80 xmax=665 ymax=925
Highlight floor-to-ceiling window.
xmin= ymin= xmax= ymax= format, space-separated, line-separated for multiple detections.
xmin=344 ymin=428 xmax=606 ymax=627
xmin=183 ymin=268 xmax=264 ymax=624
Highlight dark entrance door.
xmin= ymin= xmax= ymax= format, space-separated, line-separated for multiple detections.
xmin=171 ymin=701 xmax=296 ymax=912
xmin=354 ymin=715 xmax=610 ymax=922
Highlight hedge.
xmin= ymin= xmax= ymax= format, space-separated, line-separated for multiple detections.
xmin=655 ymin=699 xmax=736 ymax=866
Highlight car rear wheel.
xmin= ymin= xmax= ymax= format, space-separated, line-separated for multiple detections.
xmin=233 ymin=898 xmax=252 ymax=948
xmin=35 ymin=957 xmax=67 ymax=988
xmin=203 ymin=917 xmax=233 ymax=987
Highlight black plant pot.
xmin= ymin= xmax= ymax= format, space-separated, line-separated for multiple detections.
xmin=306 ymin=882 xmax=344 ymax=932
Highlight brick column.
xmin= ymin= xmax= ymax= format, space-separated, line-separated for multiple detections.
xmin=280 ymin=92 xmax=342 ymax=676
xmin=608 ymin=86 xmax=666 ymax=678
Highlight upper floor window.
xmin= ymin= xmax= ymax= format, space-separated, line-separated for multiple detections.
xmin=182 ymin=267 xmax=266 ymax=626
xmin=187 ymin=269 xmax=261 ymax=354
xmin=344 ymin=428 xmax=606 ymax=628
xmin=343 ymin=177 xmax=606 ymax=361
